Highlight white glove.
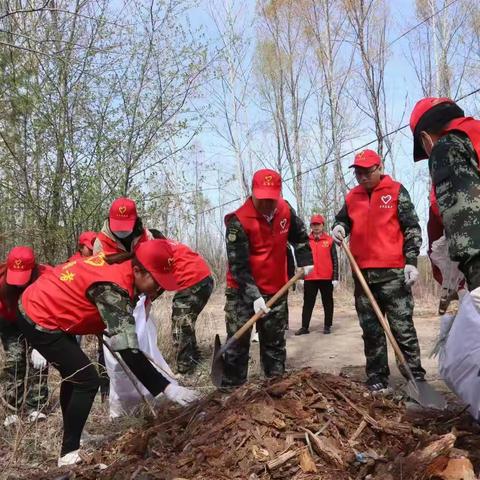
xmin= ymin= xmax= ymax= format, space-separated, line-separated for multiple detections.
xmin=471 ymin=287 xmax=480 ymax=313
xmin=332 ymin=280 xmax=338 ymax=289
xmin=404 ymin=265 xmax=419 ymax=287
xmin=302 ymin=265 xmax=314 ymax=276
xmin=253 ymin=297 xmax=270 ymax=315
xmin=31 ymin=350 xmax=47 ymax=369
xmin=164 ymin=384 xmax=201 ymax=406
xmin=332 ymin=225 xmax=345 ymax=245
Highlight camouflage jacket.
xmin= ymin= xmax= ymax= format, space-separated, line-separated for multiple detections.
xmin=225 ymin=202 xmax=313 ymax=302
xmin=87 ymin=283 xmax=138 ymax=351
xmin=429 ymin=132 xmax=480 ymax=289
xmin=334 ymin=183 xmax=422 ymax=284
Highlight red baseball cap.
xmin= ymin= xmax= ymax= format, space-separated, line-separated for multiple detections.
xmin=6 ymin=246 xmax=36 ymax=286
xmin=409 ymin=97 xmax=455 ymax=161
xmin=78 ymin=231 xmax=96 ymax=250
xmin=349 ymin=149 xmax=381 ymax=169
xmin=135 ymin=239 xmax=179 ymax=291
xmin=310 ymin=214 xmax=324 ymax=225
xmin=252 ymin=169 xmax=282 ymax=200
xmin=109 ymin=197 xmax=138 ymax=232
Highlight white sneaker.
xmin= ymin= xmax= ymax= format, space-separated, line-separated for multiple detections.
xmin=3 ymin=414 xmax=19 ymax=427
xmin=58 ymin=449 xmax=82 ymax=467
xmin=27 ymin=411 xmax=47 ymax=423
xmin=251 ymin=332 xmax=259 ymax=343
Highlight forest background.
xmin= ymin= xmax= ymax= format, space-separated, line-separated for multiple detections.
xmin=0 ymin=0 xmax=478 ymax=286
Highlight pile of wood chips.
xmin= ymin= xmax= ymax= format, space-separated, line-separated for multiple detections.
xmin=50 ymin=368 xmax=479 ymax=480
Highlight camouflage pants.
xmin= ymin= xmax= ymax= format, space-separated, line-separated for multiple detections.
xmin=172 ymin=276 xmax=214 ymax=373
xmin=222 ymin=288 xmax=288 ymax=388
xmin=354 ymin=276 xmax=426 ymax=383
xmin=0 ymin=319 xmax=49 ymax=412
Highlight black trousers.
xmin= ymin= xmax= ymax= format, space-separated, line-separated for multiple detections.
xmin=17 ymin=313 xmax=168 ymax=456
xmin=301 ymin=280 xmax=334 ymax=329
xmin=16 ymin=314 xmax=100 ymax=456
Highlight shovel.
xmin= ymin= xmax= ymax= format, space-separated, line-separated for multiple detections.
xmin=210 ymin=269 xmax=305 ymax=387
xmin=342 ymin=241 xmax=446 ymax=410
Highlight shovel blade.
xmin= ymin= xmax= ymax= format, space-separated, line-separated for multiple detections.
xmin=406 ymin=380 xmax=447 ymax=410
xmin=210 ymin=334 xmax=224 ymax=388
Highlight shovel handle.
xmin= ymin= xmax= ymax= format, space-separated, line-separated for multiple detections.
xmin=342 ymin=242 xmax=418 ymax=387
xmin=220 ymin=269 xmax=305 ymax=355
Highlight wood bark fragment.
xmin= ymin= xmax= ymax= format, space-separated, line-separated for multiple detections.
xmin=266 ymin=448 xmax=299 ymax=470
xmin=302 ymin=427 xmax=344 ymax=467
xmin=299 ymin=448 xmax=318 ymax=473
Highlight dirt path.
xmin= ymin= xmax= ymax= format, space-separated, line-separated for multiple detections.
xmin=191 ymin=287 xmax=444 ymax=388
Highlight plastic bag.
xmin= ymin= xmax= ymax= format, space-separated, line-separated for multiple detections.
xmin=438 ymin=293 xmax=480 ymax=420
xmin=104 ymin=295 xmax=177 ymax=417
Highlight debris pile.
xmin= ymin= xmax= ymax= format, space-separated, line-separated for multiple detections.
xmin=52 ymin=369 xmax=479 ymax=479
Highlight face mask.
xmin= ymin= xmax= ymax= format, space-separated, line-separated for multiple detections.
xmin=114 ymin=230 xmax=132 ymax=239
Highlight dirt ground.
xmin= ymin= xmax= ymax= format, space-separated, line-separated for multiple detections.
xmin=189 ymin=285 xmax=445 ymax=389
xmin=0 ymin=285 xmax=455 ymax=478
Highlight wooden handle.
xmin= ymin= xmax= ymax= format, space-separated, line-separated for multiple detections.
xmin=220 ymin=269 xmax=305 ymax=354
xmin=342 ymin=242 xmax=417 ymax=385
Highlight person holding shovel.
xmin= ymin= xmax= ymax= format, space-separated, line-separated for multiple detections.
xmin=17 ymin=239 xmax=200 ymax=467
xmin=409 ymin=97 xmax=480 ymax=307
xmin=332 ymin=149 xmax=426 ymax=393
xmin=0 ymin=246 xmax=51 ymax=427
xmin=222 ymin=168 xmax=313 ymax=389
xmin=296 ymin=214 xmax=338 ymax=336
xmin=93 ymin=197 xmax=153 ymax=255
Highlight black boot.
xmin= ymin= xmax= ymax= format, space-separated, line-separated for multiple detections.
xmin=295 ymin=327 xmax=309 ymax=336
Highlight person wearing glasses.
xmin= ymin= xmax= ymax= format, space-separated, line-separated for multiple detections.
xmin=332 ymin=149 xmax=425 ymax=393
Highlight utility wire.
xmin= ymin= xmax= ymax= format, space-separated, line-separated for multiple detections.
xmin=197 ymin=86 xmax=480 ymax=216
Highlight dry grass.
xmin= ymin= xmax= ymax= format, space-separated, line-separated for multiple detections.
xmin=0 ymin=283 xmax=447 ymax=477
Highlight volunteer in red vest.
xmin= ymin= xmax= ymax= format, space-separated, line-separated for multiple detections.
xmin=93 ymin=197 xmax=153 ymax=255
xmin=222 ymin=169 xmax=313 ymax=388
xmin=163 ymin=239 xmax=214 ymax=374
xmin=67 ymin=231 xmax=96 ymax=261
xmin=17 ymin=240 xmax=200 ymax=467
xmin=409 ymin=97 xmax=480 ymax=311
xmin=332 ymin=150 xmax=426 ymax=393
xmin=296 ymin=214 xmax=338 ymax=336
xmin=0 ymin=247 xmax=50 ymax=427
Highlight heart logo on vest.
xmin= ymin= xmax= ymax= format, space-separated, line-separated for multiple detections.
xmin=280 ymin=218 xmax=287 ymax=230
xmin=381 ymin=195 xmax=392 ymax=205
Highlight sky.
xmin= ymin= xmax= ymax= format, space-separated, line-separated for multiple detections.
xmin=180 ymin=0 xmax=479 ymax=250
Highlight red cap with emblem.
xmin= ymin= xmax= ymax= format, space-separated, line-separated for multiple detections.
xmin=310 ymin=214 xmax=324 ymax=225
xmin=409 ymin=97 xmax=456 ymax=161
xmin=109 ymin=197 xmax=138 ymax=232
xmin=349 ymin=149 xmax=381 ymax=168
xmin=252 ymin=169 xmax=282 ymax=200
xmin=135 ymin=239 xmax=179 ymax=291
xmin=78 ymin=231 xmax=96 ymax=250
xmin=6 ymin=246 xmax=36 ymax=286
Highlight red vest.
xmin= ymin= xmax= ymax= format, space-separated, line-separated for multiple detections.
xmin=225 ymin=197 xmax=291 ymax=295
xmin=96 ymin=229 xmax=150 ymax=255
xmin=346 ymin=175 xmax=405 ymax=269
xmin=443 ymin=117 xmax=480 ymax=166
xmin=305 ymin=233 xmax=334 ymax=280
xmin=66 ymin=251 xmax=83 ymax=262
xmin=0 ymin=264 xmax=51 ymax=323
xmin=168 ymin=241 xmax=211 ymax=290
xmin=21 ymin=256 xmax=134 ymax=334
